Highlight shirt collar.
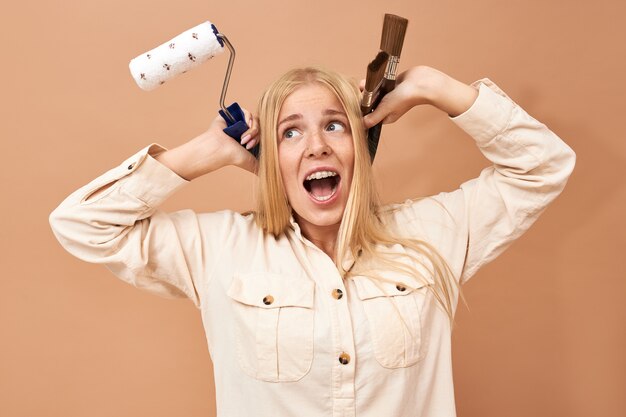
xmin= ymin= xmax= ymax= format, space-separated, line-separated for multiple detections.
xmin=288 ymin=214 xmax=305 ymax=242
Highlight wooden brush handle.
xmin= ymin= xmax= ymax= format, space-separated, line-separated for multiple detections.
xmin=367 ymin=77 xmax=396 ymax=160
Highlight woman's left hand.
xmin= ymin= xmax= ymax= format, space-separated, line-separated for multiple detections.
xmin=362 ymin=65 xmax=479 ymax=129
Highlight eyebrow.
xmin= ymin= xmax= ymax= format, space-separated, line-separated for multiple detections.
xmin=277 ymin=114 xmax=302 ymax=128
xmin=277 ymin=109 xmax=347 ymax=128
xmin=323 ymin=109 xmax=347 ymax=117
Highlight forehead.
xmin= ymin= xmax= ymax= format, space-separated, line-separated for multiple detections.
xmin=278 ymin=83 xmax=344 ymax=118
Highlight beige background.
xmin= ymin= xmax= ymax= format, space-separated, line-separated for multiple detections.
xmin=1 ymin=0 xmax=624 ymax=416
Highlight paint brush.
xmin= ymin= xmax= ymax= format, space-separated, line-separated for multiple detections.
xmin=367 ymin=14 xmax=409 ymax=160
xmin=361 ymin=51 xmax=389 ymax=115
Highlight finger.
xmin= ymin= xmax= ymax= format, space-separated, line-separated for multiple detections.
xmin=249 ymin=114 xmax=259 ymax=135
xmin=358 ymin=79 xmax=365 ymax=92
xmin=363 ymin=97 xmax=392 ymax=128
xmin=239 ymin=107 xmax=255 ymax=131
xmin=247 ymin=136 xmax=259 ymax=148
xmin=242 ymin=124 xmax=259 ymax=147
xmin=382 ymin=113 xmax=400 ymax=124
xmin=245 ymin=137 xmax=258 ymax=150
xmin=241 ymin=114 xmax=259 ymax=146
xmin=242 ymin=134 xmax=259 ymax=149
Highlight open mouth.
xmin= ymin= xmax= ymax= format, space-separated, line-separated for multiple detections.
xmin=303 ymin=170 xmax=340 ymax=202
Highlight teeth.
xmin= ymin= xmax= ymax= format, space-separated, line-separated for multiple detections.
xmin=312 ymin=193 xmax=333 ymax=201
xmin=305 ymin=170 xmax=338 ymax=181
xmin=310 ymin=183 xmax=338 ymax=202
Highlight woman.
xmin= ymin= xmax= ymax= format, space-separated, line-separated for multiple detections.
xmin=49 ymin=65 xmax=575 ymax=416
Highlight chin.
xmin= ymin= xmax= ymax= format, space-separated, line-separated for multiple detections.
xmin=302 ymin=211 xmax=343 ymax=227
xmin=292 ymin=201 xmax=346 ymax=229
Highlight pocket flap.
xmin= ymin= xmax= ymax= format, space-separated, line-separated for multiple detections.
xmin=353 ymin=272 xmax=432 ymax=301
xmin=352 ymin=248 xmax=436 ymax=301
xmin=227 ymin=272 xmax=315 ymax=309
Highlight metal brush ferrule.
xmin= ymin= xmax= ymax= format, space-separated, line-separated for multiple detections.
xmin=361 ymin=90 xmax=375 ymax=108
xmin=384 ymin=55 xmax=400 ymax=80
xmin=361 ymin=77 xmax=385 ymax=113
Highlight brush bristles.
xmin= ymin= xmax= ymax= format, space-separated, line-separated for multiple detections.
xmin=365 ymin=51 xmax=389 ymax=92
xmin=380 ymin=14 xmax=408 ymax=57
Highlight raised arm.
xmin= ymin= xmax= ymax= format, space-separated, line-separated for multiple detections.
xmin=153 ymin=112 xmax=259 ymax=180
xmin=370 ymin=66 xmax=576 ymax=284
xmin=49 ymin=112 xmax=259 ymax=307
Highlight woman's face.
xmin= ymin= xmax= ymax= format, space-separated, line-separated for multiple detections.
xmin=276 ymin=83 xmax=355 ymax=231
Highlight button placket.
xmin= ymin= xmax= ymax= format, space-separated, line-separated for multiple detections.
xmin=291 ymin=235 xmax=356 ymax=416
xmin=317 ymin=255 xmax=356 ymax=412
xmin=329 ymin=279 xmax=356 ymax=408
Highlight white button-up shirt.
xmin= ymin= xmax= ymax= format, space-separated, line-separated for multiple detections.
xmin=50 ymin=79 xmax=576 ymax=417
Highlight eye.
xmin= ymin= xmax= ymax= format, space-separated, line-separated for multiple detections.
xmin=326 ymin=121 xmax=346 ymax=132
xmin=283 ymin=128 xmax=302 ymax=139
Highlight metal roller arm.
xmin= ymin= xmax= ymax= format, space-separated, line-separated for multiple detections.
xmin=216 ymin=33 xmax=236 ymax=123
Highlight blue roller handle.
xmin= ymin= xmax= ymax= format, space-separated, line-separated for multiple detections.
xmin=219 ymin=102 xmax=260 ymax=159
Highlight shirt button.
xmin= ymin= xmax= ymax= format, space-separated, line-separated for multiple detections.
xmin=338 ymin=352 xmax=350 ymax=365
xmin=127 ymin=162 xmax=136 ymax=170
xmin=332 ymin=289 xmax=343 ymax=300
xmin=262 ymin=295 xmax=274 ymax=305
xmin=396 ymin=284 xmax=407 ymax=292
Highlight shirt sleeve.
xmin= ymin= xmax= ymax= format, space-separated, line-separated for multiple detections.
xmin=49 ymin=143 xmax=227 ymax=308
xmin=392 ymin=78 xmax=576 ymax=285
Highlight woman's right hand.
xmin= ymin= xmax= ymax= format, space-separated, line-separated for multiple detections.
xmin=155 ymin=108 xmax=260 ymax=181
xmin=362 ymin=66 xmax=479 ymax=128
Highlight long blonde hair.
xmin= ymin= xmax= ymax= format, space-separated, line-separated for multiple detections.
xmin=254 ymin=67 xmax=464 ymax=324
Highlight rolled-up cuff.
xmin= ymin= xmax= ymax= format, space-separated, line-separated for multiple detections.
xmin=117 ymin=143 xmax=190 ymax=207
xmin=449 ymin=79 xmax=515 ymax=147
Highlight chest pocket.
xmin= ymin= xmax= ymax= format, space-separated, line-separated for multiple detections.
xmin=353 ymin=271 xmax=432 ymax=369
xmin=227 ymin=272 xmax=315 ymax=382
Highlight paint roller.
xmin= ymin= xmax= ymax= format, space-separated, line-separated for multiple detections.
xmin=128 ymin=21 xmax=258 ymax=158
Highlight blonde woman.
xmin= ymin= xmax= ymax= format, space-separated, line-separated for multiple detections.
xmin=49 ymin=65 xmax=575 ymax=417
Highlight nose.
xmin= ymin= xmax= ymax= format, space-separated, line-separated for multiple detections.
xmin=305 ymin=130 xmax=332 ymax=159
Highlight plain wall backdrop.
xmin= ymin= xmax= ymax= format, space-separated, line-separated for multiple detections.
xmin=1 ymin=0 xmax=624 ymax=416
